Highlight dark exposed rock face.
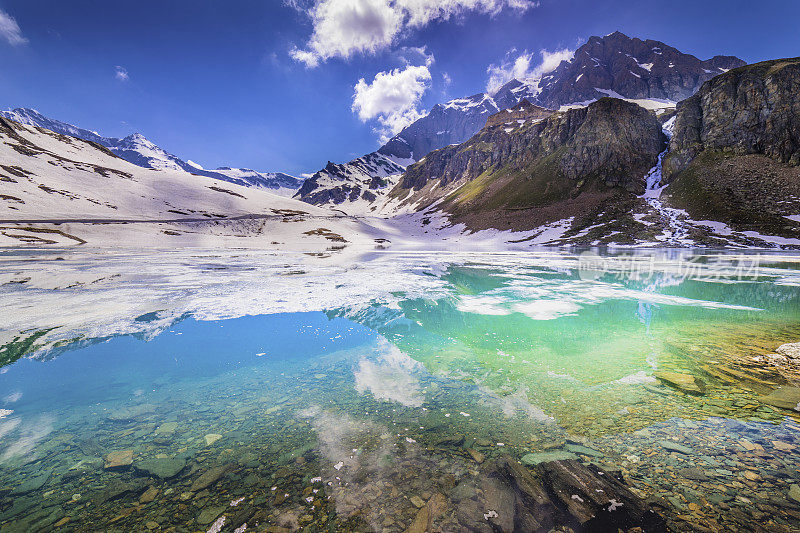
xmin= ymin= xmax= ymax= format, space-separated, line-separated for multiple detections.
xmin=485 ymin=100 xmax=554 ymax=128
xmin=664 ymin=58 xmax=800 ymax=179
xmin=398 ymin=97 xmax=665 ymax=200
xmin=536 ymin=31 xmax=745 ymax=109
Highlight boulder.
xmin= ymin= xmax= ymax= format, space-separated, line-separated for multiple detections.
xmin=776 ymin=342 xmax=800 ymax=360
xmin=460 ymin=456 xmax=667 ymax=532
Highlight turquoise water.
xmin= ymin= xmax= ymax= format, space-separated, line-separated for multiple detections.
xmin=1 ymin=249 xmax=800 ymax=532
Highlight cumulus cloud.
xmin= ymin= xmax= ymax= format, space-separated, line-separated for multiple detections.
xmin=290 ymin=0 xmax=537 ymax=67
xmin=114 ymin=65 xmax=129 ymax=81
xmin=486 ymin=47 xmax=574 ymax=93
xmin=352 ymin=62 xmax=432 ymax=142
xmin=0 ymin=9 xmax=27 ymax=46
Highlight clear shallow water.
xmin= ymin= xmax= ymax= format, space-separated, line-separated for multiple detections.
xmin=1 ymin=249 xmax=800 ymax=532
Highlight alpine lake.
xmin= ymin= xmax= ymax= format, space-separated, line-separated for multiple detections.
xmin=1 ymin=248 xmax=800 ymax=533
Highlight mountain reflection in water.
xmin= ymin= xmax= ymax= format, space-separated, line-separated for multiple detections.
xmin=1 ymin=248 xmax=799 ymax=532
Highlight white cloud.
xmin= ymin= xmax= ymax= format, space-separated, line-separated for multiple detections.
xmin=352 ymin=62 xmax=432 ymax=142
xmin=115 ymin=66 xmax=129 ymax=81
xmin=486 ymin=47 xmax=574 ymax=93
xmin=291 ymin=0 xmax=537 ymax=67
xmin=354 ymin=337 xmax=425 ymax=407
xmin=0 ymin=9 xmax=27 ymax=46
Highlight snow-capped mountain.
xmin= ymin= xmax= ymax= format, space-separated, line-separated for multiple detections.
xmin=534 ymin=31 xmax=745 ymax=108
xmin=211 ymin=167 xmax=302 ymax=197
xmin=378 ymin=93 xmax=500 ymax=161
xmin=377 ymin=31 xmax=744 ymax=164
xmin=0 ymin=108 xmax=303 ymax=195
xmin=294 ymin=152 xmax=405 ymax=215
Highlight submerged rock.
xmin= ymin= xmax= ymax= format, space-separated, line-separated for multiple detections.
xmin=653 ymin=371 xmax=706 ymax=395
xmin=789 ymin=484 xmax=800 ymax=503
xmin=139 ymin=485 xmax=158 ymax=503
xmin=197 ymin=504 xmax=226 ymax=526
xmin=404 ymin=505 xmax=430 ymax=533
xmin=154 ymin=421 xmax=178 ymax=435
xmin=134 ymin=456 xmax=186 ymax=479
xmin=190 ymin=464 xmax=230 ymax=492
xmin=659 ymin=440 xmax=693 ymax=454
xmin=759 ymin=386 xmax=800 ymax=411
xmin=462 ymin=456 xmax=667 ymax=532
xmin=11 ymin=469 xmax=51 ymax=495
xmin=204 ymin=433 xmax=223 ymax=446
xmin=94 ymin=480 xmax=147 ymax=504
xmin=539 ymin=459 xmax=667 ymax=532
xmin=776 ymin=342 xmax=800 ymax=359
xmin=564 ymin=444 xmax=605 ymax=457
xmin=520 ymin=451 xmax=577 ymax=466
xmin=432 ymin=433 xmax=465 ymax=447
xmin=104 ymin=449 xmax=134 ymax=470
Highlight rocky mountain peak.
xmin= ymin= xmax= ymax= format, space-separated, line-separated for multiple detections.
xmin=535 ymin=31 xmax=746 ymax=108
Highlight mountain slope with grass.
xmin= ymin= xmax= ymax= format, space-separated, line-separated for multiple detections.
xmin=388 ymin=98 xmax=668 ymax=242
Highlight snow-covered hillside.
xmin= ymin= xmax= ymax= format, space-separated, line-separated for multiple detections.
xmin=0 ymin=108 xmax=303 ymax=194
xmin=0 ymin=115 xmax=379 ymax=248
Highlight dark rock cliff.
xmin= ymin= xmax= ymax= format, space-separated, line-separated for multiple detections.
xmin=659 ymin=58 xmax=800 ymax=239
xmin=664 ymin=57 xmax=800 ymax=179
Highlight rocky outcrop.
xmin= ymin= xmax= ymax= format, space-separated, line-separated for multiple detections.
xmin=657 ymin=58 xmax=800 ymax=241
xmin=485 ymin=99 xmax=553 ymax=128
xmin=397 ymin=98 xmax=665 ymax=209
xmin=664 ymin=58 xmax=800 ymax=178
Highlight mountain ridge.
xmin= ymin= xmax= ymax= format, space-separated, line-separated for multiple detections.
xmin=377 ymin=31 xmax=744 ymax=164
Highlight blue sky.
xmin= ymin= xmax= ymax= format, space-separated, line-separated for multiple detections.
xmin=0 ymin=0 xmax=797 ymax=176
